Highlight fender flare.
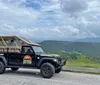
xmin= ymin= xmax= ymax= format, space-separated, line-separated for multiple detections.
xmin=38 ymin=58 xmax=56 ymax=68
xmin=0 ymin=55 xmax=7 ymax=66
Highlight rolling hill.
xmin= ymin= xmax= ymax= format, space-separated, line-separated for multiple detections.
xmin=74 ymin=37 xmax=100 ymax=42
xmin=40 ymin=40 xmax=100 ymax=57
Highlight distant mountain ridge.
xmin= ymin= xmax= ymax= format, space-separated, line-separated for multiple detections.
xmin=40 ymin=40 xmax=100 ymax=57
xmin=36 ymin=37 xmax=100 ymax=42
xmin=74 ymin=37 xmax=100 ymax=42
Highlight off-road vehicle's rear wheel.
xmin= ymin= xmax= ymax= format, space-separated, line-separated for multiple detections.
xmin=11 ymin=67 xmax=19 ymax=71
xmin=0 ymin=61 xmax=5 ymax=74
xmin=55 ymin=68 xmax=61 ymax=73
xmin=40 ymin=63 xmax=55 ymax=78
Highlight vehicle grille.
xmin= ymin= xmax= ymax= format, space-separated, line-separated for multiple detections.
xmin=57 ymin=57 xmax=62 ymax=64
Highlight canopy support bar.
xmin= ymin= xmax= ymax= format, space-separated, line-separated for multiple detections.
xmin=1 ymin=37 xmax=7 ymax=47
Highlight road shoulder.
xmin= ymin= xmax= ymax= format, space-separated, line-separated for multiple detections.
xmin=62 ymin=66 xmax=100 ymax=74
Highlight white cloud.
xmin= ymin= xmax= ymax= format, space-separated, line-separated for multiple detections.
xmin=0 ymin=23 xmax=79 ymax=38
xmin=60 ymin=0 xmax=100 ymax=38
xmin=60 ymin=0 xmax=88 ymax=17
xmin=0 ymin=0 xmax=40 ymax=27
xmin=0 ymin=0 xmax=100 ymax=40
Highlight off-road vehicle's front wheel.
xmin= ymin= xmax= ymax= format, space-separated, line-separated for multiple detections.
xmin=40 ymin=63 xmax=55 ymax=78
xmin=0 ymin=61 xmax=5 ymax=74
xmin=11 ymin=67 xmax=19 ymax=71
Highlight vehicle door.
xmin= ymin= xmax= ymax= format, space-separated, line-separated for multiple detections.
xmin=21 ymin=46 xmax=35 ymax=67
xmin=7 ymin=52 xmax=22 ymax=66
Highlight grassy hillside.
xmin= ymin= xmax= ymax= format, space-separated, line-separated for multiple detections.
xmin=45 ymin=52 xmax=100 ymax=68
xmin=66 ymin=55 xmax=100 ymax=68
xmin=40 ymin=40 xmax=100 ymax=56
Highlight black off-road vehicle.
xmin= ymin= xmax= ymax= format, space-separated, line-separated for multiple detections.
xmin=0 ymin=36 xmax=67 ymax=78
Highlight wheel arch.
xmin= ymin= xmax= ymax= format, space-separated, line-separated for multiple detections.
xmin=38 ymin=58 xmax=57 ymax=69
xmin=0 ymin=56 xmax=7 ymax=66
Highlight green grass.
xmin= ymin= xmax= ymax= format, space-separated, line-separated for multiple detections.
xmin=66 ymin=60 xmax=100 ymax=68
xmin=47 ymin=52 xmax=100 ymax=68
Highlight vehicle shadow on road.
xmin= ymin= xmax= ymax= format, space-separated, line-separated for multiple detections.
xmin=4 ymin=69 xmax=41 ymax=78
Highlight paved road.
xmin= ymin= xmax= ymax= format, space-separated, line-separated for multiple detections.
xmin=0 ymin=68 xmax=100 ymax=85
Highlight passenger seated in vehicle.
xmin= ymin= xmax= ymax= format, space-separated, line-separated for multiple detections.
xmin=8 ymin=40 xmax=16 ymax=46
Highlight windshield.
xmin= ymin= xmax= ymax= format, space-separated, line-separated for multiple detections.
xmin=32 ymin=46 xmax=44 ymax=55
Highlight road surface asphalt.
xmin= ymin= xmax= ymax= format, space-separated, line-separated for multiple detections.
xmin=0 ymin=68 xmax=100 ymax=85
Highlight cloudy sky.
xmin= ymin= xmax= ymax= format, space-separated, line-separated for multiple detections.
xmin=0 ymin=0 xmax=100 ymax=41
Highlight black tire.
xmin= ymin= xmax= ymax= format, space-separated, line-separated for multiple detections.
xmin=40 ymin=63 xmax=55 ymax=78
xmin=55 ymin=68 xmax=62 ymax=73
xmin=0 ymin=61 xmax=5 ymax=74
xmin=11 ymin=67 xmax=19 ymax=71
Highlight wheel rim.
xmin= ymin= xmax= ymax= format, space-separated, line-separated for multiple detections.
xmin=43 ymin=65 xmax=51 ymax=75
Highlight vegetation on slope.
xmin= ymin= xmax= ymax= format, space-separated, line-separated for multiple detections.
xmin=49 ymin=52 xmax=100 ymax=68
xmin=40 ymin=40 xmax=100 ymax=56
xmin=40 ymin=40 xmax=100 ymax=68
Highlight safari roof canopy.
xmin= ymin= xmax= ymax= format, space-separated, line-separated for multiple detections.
xmin=0 ymin=36 xmax=39 ymax=53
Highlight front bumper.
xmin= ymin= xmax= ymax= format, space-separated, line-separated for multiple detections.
xmin=61 ymin=58 xmax=68 ymax=66
xmin=56 ymin=58 xmax=68 ymax=69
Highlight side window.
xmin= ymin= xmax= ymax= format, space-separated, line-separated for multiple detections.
xmin=22 ymin=47 xmax=33 ymax=54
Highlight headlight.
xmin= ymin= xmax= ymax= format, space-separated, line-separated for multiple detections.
xmin=53 ymin=59 xmax=58 ymax=62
